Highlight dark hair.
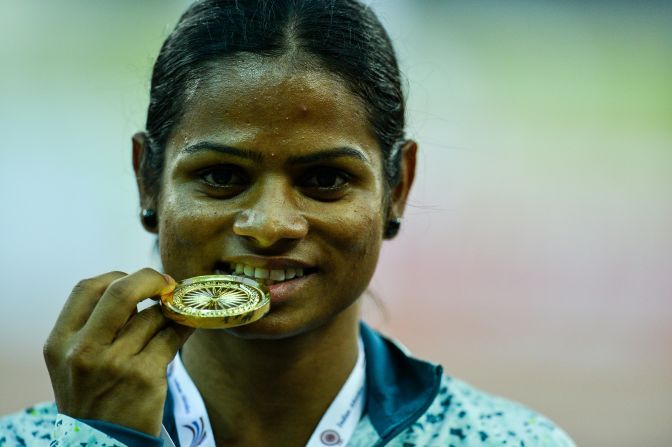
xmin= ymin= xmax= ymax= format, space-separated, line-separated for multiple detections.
xmin=141 ymin=0 xmax=406 ymax=199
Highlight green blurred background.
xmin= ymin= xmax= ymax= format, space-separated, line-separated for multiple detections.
xmin=1 ymin=1 xmax=671 ymax=445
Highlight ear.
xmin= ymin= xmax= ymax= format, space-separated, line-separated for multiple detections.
xmin=132 ymin=131 xmax=159 ymax=234
xmin=389 ymin=140 xmax=418 ymax=220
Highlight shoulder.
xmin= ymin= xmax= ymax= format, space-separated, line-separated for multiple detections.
xmin=397 ymin=374 xmax=576 ymax=446
xmin=0 ymin=402 xmax=58 ymax=446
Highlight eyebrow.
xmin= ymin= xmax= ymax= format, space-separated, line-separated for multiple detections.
xmin=287 ymin=146 xmax=370 ymax=165
xmin=180 ymin=142 xmax=263 ymax=163
xmin=179 ymin=141 xmax=370 ymax=165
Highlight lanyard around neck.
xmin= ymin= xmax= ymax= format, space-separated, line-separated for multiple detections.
xmin=165 ymin=338 xmax=366 ymax=447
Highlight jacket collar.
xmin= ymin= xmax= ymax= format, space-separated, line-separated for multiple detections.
xmin=163 ymin=322 xmax=443 ymax=444
xmin=359 ymin=322 xmax=443 ymax=441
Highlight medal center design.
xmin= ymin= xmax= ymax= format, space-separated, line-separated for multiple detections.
xmin=182 ymin=286 xmax=250 ymax=310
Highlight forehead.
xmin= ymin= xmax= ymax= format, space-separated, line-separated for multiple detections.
xmin=168 ymin=55 xmax=379 ymax=157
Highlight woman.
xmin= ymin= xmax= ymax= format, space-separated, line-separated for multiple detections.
xmin=1 ymin=1 xmax=575 ymax=446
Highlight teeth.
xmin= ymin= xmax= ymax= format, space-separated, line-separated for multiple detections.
xmin=223 ymin=263 xmax=309 ymax=283
xmin=254 ymin=267 xmax=269 ymax=279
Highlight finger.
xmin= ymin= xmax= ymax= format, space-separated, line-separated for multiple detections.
xmin=114 ymin=305 xmax=170 ymax=354
xmin=52 ymin=271 xmax=127 ymax=334
xmin=143 ymin=323 xmax=195 ymax=365
xmin=83 ymin=268 xmax=176 ymax=344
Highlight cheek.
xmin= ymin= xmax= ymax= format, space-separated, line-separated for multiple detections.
xmin=324 ymin=202 xmax=384 ymax=275
xmin=157 ymin=191 xmax=230 ymax=274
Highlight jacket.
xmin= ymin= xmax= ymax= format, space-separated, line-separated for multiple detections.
xmin=0 ymin=323 xmax=575 ymax=446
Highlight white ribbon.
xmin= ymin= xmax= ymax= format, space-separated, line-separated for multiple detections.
xmin=165 ymin=338 xmax=366 ymax=447
xmin=166 ymin=353 xmax=215 ymax=447
xmin=305 ymin=337 xmax=366 ymax=447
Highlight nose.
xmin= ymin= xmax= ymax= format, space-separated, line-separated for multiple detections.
xmin=233 ymin=180 xmax=309 ymax=249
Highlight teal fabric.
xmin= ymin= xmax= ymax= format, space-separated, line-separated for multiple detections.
xmin=359 ymin=322 xmax=443 ymax=442
xmin=0 ymin=406 xmax=125 ymax=446
xmin=347 ymin=375 xmax=576 ymax=446
xmin=80 ymin=419 xmax=163 ymax=447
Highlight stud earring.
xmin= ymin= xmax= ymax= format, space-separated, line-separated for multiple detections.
xmin=384 ymin=217 xmax=402 ymax=239
xmin=141 ymin=208 xmax=158 ymax=228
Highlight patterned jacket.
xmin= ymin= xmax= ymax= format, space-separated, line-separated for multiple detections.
xmin=0 ymin=323 xmax=576 ymax=446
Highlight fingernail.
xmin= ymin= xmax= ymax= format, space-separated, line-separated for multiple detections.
xmin=163 ymin=274 xmax=176 ymax=287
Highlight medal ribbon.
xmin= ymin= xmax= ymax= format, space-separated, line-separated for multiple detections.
xmin=305 ymin=336 xmax=366 ymax=447
xmin=165 ymin=338 xmax=366 ymax=447
xmin=166 ymin=354 xmax=215 ymax=447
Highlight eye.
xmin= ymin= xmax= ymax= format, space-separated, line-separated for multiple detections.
xmin=199 ymin=165 xmax=247 ymax=188
xmin=299 ymin=167 xmax=351 ymax=197
xmin=302 ymin=168 xmax=349 ymax=189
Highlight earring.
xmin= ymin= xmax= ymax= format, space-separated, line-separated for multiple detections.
xmin=384 ymin=217 xmax=402 ymax=239
xmin=141 ymin=208 xmax=158 ymax=228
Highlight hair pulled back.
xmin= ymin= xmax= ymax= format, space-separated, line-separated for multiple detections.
xmin=142 ymin=0 xmax=406 ymax=198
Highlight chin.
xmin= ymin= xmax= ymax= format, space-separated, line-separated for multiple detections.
xmin=219 ymin=300 xmax=359 ymax=341
xmin=222 ymin=316 xmax=307 ymax=340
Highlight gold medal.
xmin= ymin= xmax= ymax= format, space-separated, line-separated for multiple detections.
xmin=161 ymin=275 xmax=270 ymax=329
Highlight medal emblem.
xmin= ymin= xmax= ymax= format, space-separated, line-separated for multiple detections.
xmin=161 ymin=275 xmax=270 ymax=329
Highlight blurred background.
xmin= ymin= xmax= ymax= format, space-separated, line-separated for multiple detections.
xmin=1 ymin=1 xmax=670 ymax=445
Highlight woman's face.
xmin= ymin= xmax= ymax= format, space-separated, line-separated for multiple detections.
xmin=141 ymin=57 xmax=404 ymax=338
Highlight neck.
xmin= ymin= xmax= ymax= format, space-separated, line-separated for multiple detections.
xmin=180 ymin=303 xmax=361 ymax=447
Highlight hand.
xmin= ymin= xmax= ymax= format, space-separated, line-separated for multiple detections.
xmin=43 ymin=268 xmax=194 ymax=436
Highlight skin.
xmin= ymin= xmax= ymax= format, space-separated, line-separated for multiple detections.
xmin=46 ymin=54 xmax=417 ymax=446
xmin=43 ymin=270 xmax=193 ymax=434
